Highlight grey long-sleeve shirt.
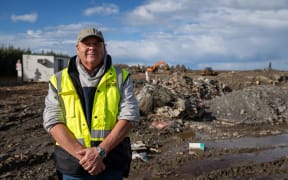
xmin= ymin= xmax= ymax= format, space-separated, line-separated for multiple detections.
xmin=43 ymin=56 xmax=140 ymax=132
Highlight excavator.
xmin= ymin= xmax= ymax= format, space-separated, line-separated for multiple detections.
xmin=146 ymin=60 xmax=167 ymax=73
xmin=200 ymin=67 xmax=218 ymax=76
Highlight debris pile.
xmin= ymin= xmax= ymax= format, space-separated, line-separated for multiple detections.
xmin=136 ymin=72 xmax=224 ymax=120
xmin=136 ymin=72 xmax=288 ymax=125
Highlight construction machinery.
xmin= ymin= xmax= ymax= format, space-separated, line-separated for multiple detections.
xmin=146 ymin=60 xmax=168 ymax=73
xmin=200 ymin=67 xmax=218 ymax=76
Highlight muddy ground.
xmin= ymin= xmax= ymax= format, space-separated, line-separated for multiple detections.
xmin=0 ymin=70 xmax=288 ymax=180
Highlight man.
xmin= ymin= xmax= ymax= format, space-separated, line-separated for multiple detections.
xmin=43 ymin=27 xmax=140 ymax=179
xmin=16 ymin=59 xmax=22 ymax=82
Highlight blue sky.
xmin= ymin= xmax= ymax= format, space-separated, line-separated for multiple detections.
xmin=1 ymin=0 xmax=288 ymax=70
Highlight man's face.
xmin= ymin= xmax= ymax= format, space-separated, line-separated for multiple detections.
xmin=76 ymin=36 xmax=105 ymax=73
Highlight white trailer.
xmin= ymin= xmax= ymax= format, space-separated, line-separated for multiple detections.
xmin=22 ymin=54 xmax=70 ymax=82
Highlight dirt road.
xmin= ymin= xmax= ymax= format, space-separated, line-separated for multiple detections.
xmin=0 ymin=70 xmax=288 ymax=179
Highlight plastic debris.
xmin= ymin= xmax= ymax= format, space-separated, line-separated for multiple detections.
xmin=132 ymin=152 xmax=149 ymax=162
xmin=189 ymin=143 xmax=205 ymax=154
xmin=131 ymin=141 xmax=147 ymax=151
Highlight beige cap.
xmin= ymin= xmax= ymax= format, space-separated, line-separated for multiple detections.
xmin=77 ymin=28 xmax=104 ymax=43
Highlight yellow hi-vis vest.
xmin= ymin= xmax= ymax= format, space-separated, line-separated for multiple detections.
xmin=50 ymin=65 xmax=129 ymax=148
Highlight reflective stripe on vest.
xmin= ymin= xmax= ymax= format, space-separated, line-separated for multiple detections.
xmin=50 ymin=65 xmax=129 ymax=147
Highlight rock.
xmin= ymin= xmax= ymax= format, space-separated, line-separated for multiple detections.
xmin=137 ymin=84 xmax=172 ymax=115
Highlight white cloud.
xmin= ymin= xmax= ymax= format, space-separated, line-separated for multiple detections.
xmin=136 ymin=0 xmax=187 ymax=14
xmin=26 ymin=29 xmax=42 ymax=38
xmin=84 ymin=4 xmax=119 ymax=16
xmin=124 ymin=0 xmax=191 ymax=25
xmin=107 ymin=40 xmax=159 ymax=62
xmin=11 ymin=13 xmax=38 ymax=23
xmin=218 ymin=0 xmax=288 ymax=10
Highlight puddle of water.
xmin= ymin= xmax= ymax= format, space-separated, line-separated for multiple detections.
xmin=164 ymin=133 xmax=288 ymax=157
xmin=168 ymin=133 xmax=288 ymax=176
xmin=205 ymin=133 xmax=288 ymax=149
xmin=178 ymin=146 xmax=288 ymax=176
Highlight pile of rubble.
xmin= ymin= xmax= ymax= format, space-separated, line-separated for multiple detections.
xmin=135 ymin=72 xmax=288 ymax=125
xmin=136 ymin=72 xmax=225 ymax=121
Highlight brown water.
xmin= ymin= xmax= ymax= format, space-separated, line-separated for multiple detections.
xmin=177 ymin=133 xmax=288 ymax=176
xmin=205 ymin=133 xmax=288 ymax=149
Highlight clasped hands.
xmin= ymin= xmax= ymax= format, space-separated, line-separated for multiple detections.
xmin=77 ymin=147 xmax=106 ymax=175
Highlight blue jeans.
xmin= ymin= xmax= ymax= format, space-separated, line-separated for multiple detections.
xmin=62 ymin=169 xmax=123 ymax=180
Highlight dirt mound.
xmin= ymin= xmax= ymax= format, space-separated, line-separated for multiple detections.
xmin=206 ymin=85 xmax=288 ymax=124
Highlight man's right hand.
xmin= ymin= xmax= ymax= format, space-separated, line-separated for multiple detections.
xmin=77 ymin=147 xmax=106 ymax=175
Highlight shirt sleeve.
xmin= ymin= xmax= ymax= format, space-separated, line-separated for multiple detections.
xmin=43 ymin=83 xmax=65 ymax=132
xmin=117 ymin=76 xmax=140 ymax=125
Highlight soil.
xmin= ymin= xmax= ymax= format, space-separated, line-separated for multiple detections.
xmin=0 ymin=70 xmax=288 ymax=180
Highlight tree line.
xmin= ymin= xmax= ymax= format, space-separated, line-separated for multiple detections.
xmin=1 ymin=45 xmax=194 ymax=77
xmin=0 ymin=46 xmax=69 ymax=76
